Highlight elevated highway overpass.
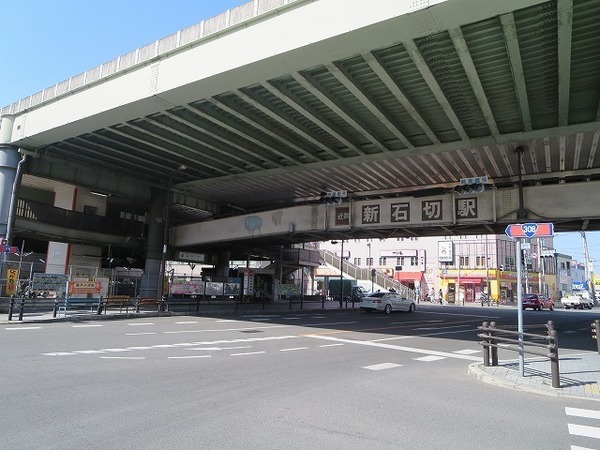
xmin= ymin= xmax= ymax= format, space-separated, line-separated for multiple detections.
xmin=1 ymin=0 xmax=599 ymax=293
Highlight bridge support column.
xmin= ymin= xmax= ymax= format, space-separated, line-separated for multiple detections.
xmin=213 ymin=251 xmax=231 ymax=279
xmin=0 ymin=115 xmax=21 ymax=240
xmin=140 ymin=188 xmax=168 ymax=298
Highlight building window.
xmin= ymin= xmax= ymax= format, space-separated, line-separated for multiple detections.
xmin=354 ymin=258 xmax=361 ymax=266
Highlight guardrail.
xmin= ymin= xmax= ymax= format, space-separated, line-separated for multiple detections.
xmin=478 ymin=320 xmax=560 ymax=388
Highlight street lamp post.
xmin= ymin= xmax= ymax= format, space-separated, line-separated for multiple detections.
xmin=340 ymin=240 xmax=344 ymax=308
xmin=331 ymin=240 xmax=344 ymax=308
xmin=457 ymin=252 xmax=462 ymax=305
xmin=367 ymin=242 xmax=373 ymax=292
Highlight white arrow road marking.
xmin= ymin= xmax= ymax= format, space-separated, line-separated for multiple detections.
xmin=42 ymin=335 xmax=299 ymax=357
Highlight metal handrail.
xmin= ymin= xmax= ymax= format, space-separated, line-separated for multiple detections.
xmin=478 ymin=320 xmax=560 ymax=388
xmin=319 ymin=249 xmax=414 ymax=298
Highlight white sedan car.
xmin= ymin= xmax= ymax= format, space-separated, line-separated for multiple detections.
xmin=360 ymin=292 xmax=416 ymax=314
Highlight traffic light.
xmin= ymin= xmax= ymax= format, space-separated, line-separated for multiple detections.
xmin=320 ymin=190 xmax=347 ymax=204
xmin=592 ymin=320 xmax=599 ymax=340
xmin=454 ymin=176 xmax=488 ymax=195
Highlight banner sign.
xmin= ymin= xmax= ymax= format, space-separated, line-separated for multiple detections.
xmin=68 ymin=281 xmax=102 ymax=295
xmin=6 ymin=269 xmax=18 ymax=296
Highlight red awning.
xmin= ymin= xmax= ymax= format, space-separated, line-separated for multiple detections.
xmin=393 ymin=272 xmax=423 ymax=282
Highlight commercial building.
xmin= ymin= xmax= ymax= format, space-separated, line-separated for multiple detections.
xmin=319 ymin=234 xmax=568 ymax=302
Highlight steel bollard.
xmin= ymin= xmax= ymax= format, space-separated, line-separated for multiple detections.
xmin=546 ymin=321 xmax=560 ymax=388
xmin=482 ymin=321 xmax=490 ymax=366
xmin=8 ymin=296 xmax=14 ymax=321
xmin=18 ymin=297 xmax=25 ymax=321
xmin=96 ymin=298 xmax=104 ymax=315
xmin=489 ymin=321 xmax=498 ymax=366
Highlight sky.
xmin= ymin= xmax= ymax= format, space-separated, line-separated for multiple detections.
xmin=1 ymin=0 xmax=599 ymax=269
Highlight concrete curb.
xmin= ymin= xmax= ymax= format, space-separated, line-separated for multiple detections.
xmin=468 ymin=362 xmax=600 ymax=402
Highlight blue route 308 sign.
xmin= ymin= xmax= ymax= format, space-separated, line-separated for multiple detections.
xmin=505 ymin=223 xmax=554 ymax=238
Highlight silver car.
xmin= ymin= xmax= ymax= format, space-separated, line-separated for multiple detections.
xmin=360 ymin=292 xmax=416 ymax=314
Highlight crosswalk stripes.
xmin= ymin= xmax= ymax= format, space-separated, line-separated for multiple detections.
xmin=566 ymin=407 xmax=600 ymax=449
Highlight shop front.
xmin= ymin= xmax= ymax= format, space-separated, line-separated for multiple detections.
xmin=439 ymin=269 xmax=497 ymax=303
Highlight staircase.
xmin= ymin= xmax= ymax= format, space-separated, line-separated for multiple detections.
xmin=319 ymin=249 xmax=415 ymax=299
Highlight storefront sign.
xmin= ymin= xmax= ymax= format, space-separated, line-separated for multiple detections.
xmin=6 ymin=269 xmax=18 ymax=296
xmin=68 ymin=281 xmax=102 ymax=295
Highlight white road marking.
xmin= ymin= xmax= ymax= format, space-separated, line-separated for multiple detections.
xmin=566 ymin=407 xmax=600 ymax=420
xmin=128 ymin=322 xmax=154 ymax=326
xmin=419 ymin=311 xmax=499 ymax=319
xmin=100 ymin=356 xmax=145 ymax=360
xmin=168 ymin=355 xmax=212 ymax=359
xmin=126 ymin=332 xmax=156 ymax=336
xmin=230 ymin=351 xmax=266 ymax=356
xmin=299 ymin=321 xmax=357 ymax=327
xmin=372 ymin=336 xmax=414 ymax=342
xmin=568 ymin=424 xmax=600 ymax=439
xmin=414 ymin=325 xmax=470 ymax=331
xmin=41 ymin=336 xmax=297 ymax=358
xmin=72 ymin=324 xmax=103 ymax=328
xmin=74 ymin=350 xmax=105 ymax=354
xmin=280 ymin=347 xmax=308 ymax=352
xmin=164 ymin=324 xmax=290 ymax=334
xmin=453 ymin=349 xmax=480 ymax=355
xmin=571 ymin=446 xmax=596 ymax=450
xmin=215 ymin=319 xmax=238 ymax=323
xmin=363 ymin=363 xmax=403 ymax=371
xmin=305 ymin=335 xmax=480 ymax=361
xmin=414 ymin=355 xmax=446 ymax=362
xmin=189 ymin=345 xmax=253 ymax=351
xmin=5 ymin=326 xmax=41 ymax=330
xmin=189 ymin=347 xmax=223 ymax=351
xmin=175 ymin=321 xmax=198 ymax=324
xmin=319 ymin=343 xmax=344 ymax=348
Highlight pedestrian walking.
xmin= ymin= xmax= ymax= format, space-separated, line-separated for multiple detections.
xmin=438 ymin=289 xmax=443 ymax=305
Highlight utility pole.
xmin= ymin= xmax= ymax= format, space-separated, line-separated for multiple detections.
xmin=538 ymin=238 xmax=544 ymax=295
xmin=581 ymin=231 xmax=596 ymax=302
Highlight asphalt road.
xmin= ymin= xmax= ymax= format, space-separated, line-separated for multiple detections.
xmin=2 ymin=304 xmax=600 ymax=449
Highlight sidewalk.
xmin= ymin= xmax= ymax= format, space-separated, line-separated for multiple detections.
xmin=469 ymin=353 xmax=600 ymax=401
xmin=0 ymin=299 xmax=351 ymax=324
